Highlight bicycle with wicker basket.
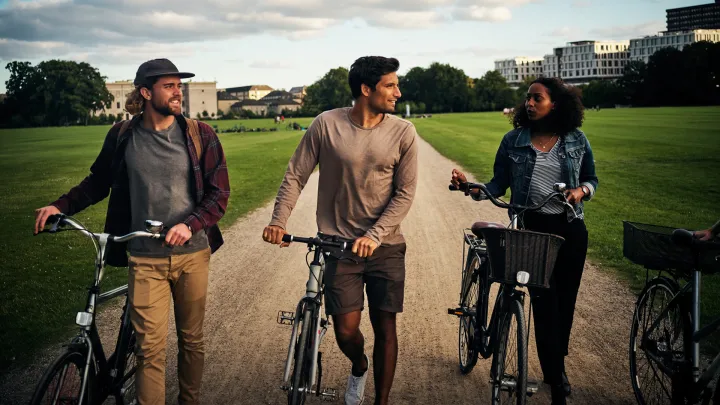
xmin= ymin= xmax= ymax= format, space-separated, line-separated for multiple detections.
xmin=624 ymin=221 xmax=720 ymax=405
xmin=447 ymin=181 xmax=573 ymax=405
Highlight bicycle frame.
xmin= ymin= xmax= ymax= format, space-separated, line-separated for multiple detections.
xmin=641 ymin=270 xmax=720 ymax=403
xmin=281 ymin=245 xmax=331 ymax=395
xmin=40 ymin=215 xmax=160 ymax=404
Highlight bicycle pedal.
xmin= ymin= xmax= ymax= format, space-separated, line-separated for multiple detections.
xmin=320 ymin=387 xmax=337 ymax=401
xmin=277 ymin=311 xmax=295 ymax=325
xmin=526 ymin=380 xmax=539 ymax=397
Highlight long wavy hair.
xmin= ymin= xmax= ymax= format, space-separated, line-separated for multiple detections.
xmin=510 ymin=77 xmax=584 ymax=135
xmin=124 ymin=87 xmax=145 ymax=116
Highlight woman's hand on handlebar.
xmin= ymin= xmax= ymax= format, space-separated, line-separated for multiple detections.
xmin=564 ymin=187 xmax=585 ymax=205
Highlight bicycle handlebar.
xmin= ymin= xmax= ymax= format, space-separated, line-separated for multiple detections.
xmin=282 ymin=234 xmax=353 ymax=251
xmin=449 ymin=182 xmax=569 ymax=212
xmin=40 ymin=214 xmax=166 ymax=242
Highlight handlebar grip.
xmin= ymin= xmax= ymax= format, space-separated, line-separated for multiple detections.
xmin=282 ymin=234 xmax=292 ymax=243
xmin=46 ymin=213 xmax=65 ymax=225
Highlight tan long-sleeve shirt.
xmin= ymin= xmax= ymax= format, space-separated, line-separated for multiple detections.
xmin=270 ymin=107 xmax=418 ymax=245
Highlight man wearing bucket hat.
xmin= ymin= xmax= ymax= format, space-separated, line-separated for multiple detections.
xmin=34 ymin=58 xmax=230 ymax=405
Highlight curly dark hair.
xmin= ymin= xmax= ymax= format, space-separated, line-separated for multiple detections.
xmin=348 ymin=56 xmax=400 ymax=99
xmin=510 ymin=77 xmax=584 ymax=135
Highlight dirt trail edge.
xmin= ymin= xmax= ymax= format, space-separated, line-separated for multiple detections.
xmin=1 ymin=137 xmax=636 ymax=405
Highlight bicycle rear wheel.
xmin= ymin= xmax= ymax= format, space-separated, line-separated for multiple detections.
xmin=30 ymin=347 xmax=93 ymax=405
xmin=458 ymin=252 xmax=482 ymax=374
xmin=629 ymin=276 xmax=691 ymax=405
xmin=289 ymin=304 xmax=315 ymax=405
xmin=490 ymin=297 xmax=527 ymax=405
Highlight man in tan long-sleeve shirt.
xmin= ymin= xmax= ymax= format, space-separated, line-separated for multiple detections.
xmin=263 ymin=56 xmax=418 ymax=405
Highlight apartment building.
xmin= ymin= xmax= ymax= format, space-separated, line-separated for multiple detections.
xmin=102 ymin=80 xmax=135 ymax=120
xmin=666 ymin=0 xmax=720 ymax=32
xmin=494 ymin=57 xmax=543 ymax=86
xmin=629 ymin=29 xmax=720 ymax=62
xmin=224 ymin=85 xmax=274 ymax=101
xmin=544 ymin=40 xmax=631 ymax=84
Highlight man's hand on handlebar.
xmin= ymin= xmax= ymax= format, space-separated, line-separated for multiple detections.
xmin=352 ymin=236 xmax=378 ymax=258
xmin=34 ymin=205 xmax=61 ymax=235
xmin=263 ymin=225 xmax=290 ymax=247
xmin=165 ymin=224 xmax=192 ymax=247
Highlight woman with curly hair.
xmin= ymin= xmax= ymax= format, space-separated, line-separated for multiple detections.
xmin=451 ymin=77 xmax=598 ymax=405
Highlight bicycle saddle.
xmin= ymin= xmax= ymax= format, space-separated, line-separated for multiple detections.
xmin=471 ymin=221 xmax=505 ymax=238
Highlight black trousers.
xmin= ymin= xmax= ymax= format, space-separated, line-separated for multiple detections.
xmin=522 ymin=212 xmax=588 ymax=386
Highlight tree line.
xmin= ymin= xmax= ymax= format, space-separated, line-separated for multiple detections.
xmin=2 ymin=41 xmax=718 ymax=128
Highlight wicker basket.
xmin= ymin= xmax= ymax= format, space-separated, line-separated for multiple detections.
xmin=623 ymin=221 xmax=720 ymax=273
xmin=479 ymin=228 xmax=565 ymax=289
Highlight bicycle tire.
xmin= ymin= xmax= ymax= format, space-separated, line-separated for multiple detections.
xmin=110 ymin=328 xmax=137 ymax=405
xmin=490 ymin=297 xmax=527 ymax=405
xmin=30 ymin=346 xmax=93 ymax=405
xmin=458 ymin=251 xmax=482 ymax=374
xmin=289 ymin=305 xmax=314 ymax=405
xmin=629 ymin=276 xmax=691 ymax=405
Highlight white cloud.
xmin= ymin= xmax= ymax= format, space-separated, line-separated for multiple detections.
xmin=249 ymin=60 xmax=294 ymax=69
xmin=455 ymin=6 xmax=512 ymax=22
xmin=589 ymin=20 xmax=665 ymax=40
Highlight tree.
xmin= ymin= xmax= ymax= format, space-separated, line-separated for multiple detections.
xmin=3 ymin=60 xmax=112 ymax=126
xmin=303 ymin=67 xmax=352 ymax=114
xmin=202 ymin=110 xmax=209 ymax=118
xmin=618 ymin=60 xmax=647 ymax=105
xmin=644 ymin=47 xmax=686 ymax=106
xmin=474 ymin=70 xmax=516 ymax=111
xmin=579 ymin=80 xmax=624 ymax=108
xmin=399 ymin=63 xmax=472 ymax=113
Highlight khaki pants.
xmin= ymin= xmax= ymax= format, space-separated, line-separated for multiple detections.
xmin=128 ymin=248 xmax=211 ymax=405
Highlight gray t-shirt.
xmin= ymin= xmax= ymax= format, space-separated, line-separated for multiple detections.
xmin=125 ymin=120 xmax=209 ymax=256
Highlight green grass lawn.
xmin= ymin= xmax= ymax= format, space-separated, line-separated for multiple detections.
xmin=2 ymin=108 xmax=719 ymax=375
xmin=0 ymin=117 xmax=312 ymax=374
xmin=412 ymin=106 xmax=720 ymax=348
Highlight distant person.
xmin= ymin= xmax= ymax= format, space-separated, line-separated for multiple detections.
xmin=263 ymin=56 xmax=418 ymax=405
xmin=34 ymin=58 xmax=230 ymax=405
xmin=281 ymin=115 xmax=285 ymax=123
xmin=451 ymin=77 xmax=598 ymax=405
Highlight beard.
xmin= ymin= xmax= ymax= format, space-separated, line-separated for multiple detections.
xmin=150 ymin=97 xmax=181 ymax=116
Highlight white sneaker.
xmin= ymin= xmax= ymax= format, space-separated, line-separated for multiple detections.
xmin=344 ymin=354 xmax=369 ymax=405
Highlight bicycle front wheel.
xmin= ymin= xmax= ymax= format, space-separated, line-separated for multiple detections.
xmin=289 ymin=304 xmax=315 ymax=405
xmin=458 ymin=252 xmax=482 ymax=374
xmin=629 ymin=277 xmax=691 ymax=405
xmin=490 ymin=297 xmax=527 ymax=405
xmin=30 ymin=347 xmax=93 ymax=405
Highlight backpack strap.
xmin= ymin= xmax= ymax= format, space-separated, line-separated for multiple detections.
xmin=118 ymin=119 xmax=133 ymax=137
xmin=185 ymin=117 xmax=203 ymax=160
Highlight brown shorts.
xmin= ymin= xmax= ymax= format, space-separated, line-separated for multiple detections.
xmin=323 ymin=243 xmax=407 ymax=316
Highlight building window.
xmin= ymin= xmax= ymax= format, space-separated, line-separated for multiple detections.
xmin=593 ymin=68 xmax=597 ymax=75
xmin=117 ymin=102 xmax=120 ymax=109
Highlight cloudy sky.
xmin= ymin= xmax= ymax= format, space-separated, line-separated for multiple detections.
xmin=0 ymin=0 xmax=701 ymax=93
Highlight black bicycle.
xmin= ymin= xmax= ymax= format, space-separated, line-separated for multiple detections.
xmin=447 ymin=182 xmax=572 ymax=405
xmin=624 ymin=221 xmax=720 ymax=405
xmin=277 ymin=233 xmax=355 ymax=405
xmin=30 ymin=214 xmax=167 ymax=405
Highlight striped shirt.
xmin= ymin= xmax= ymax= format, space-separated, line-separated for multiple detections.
xmin=529 ymin=142 xmax=570 ymax=215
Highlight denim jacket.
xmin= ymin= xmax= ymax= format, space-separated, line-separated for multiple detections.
xmin=484 ymin=127 xmax=599 ymax=221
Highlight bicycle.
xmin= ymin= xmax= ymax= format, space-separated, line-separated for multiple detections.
xmin=447 ymin=181 xmax=573 ymax=405
xmin=276 ymin=233 xmax=355 ymax=405
xmin=30 ymin=213 xmax=168 ymax=405
xmin=624 ymin=221 xmax=720 ymax=405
